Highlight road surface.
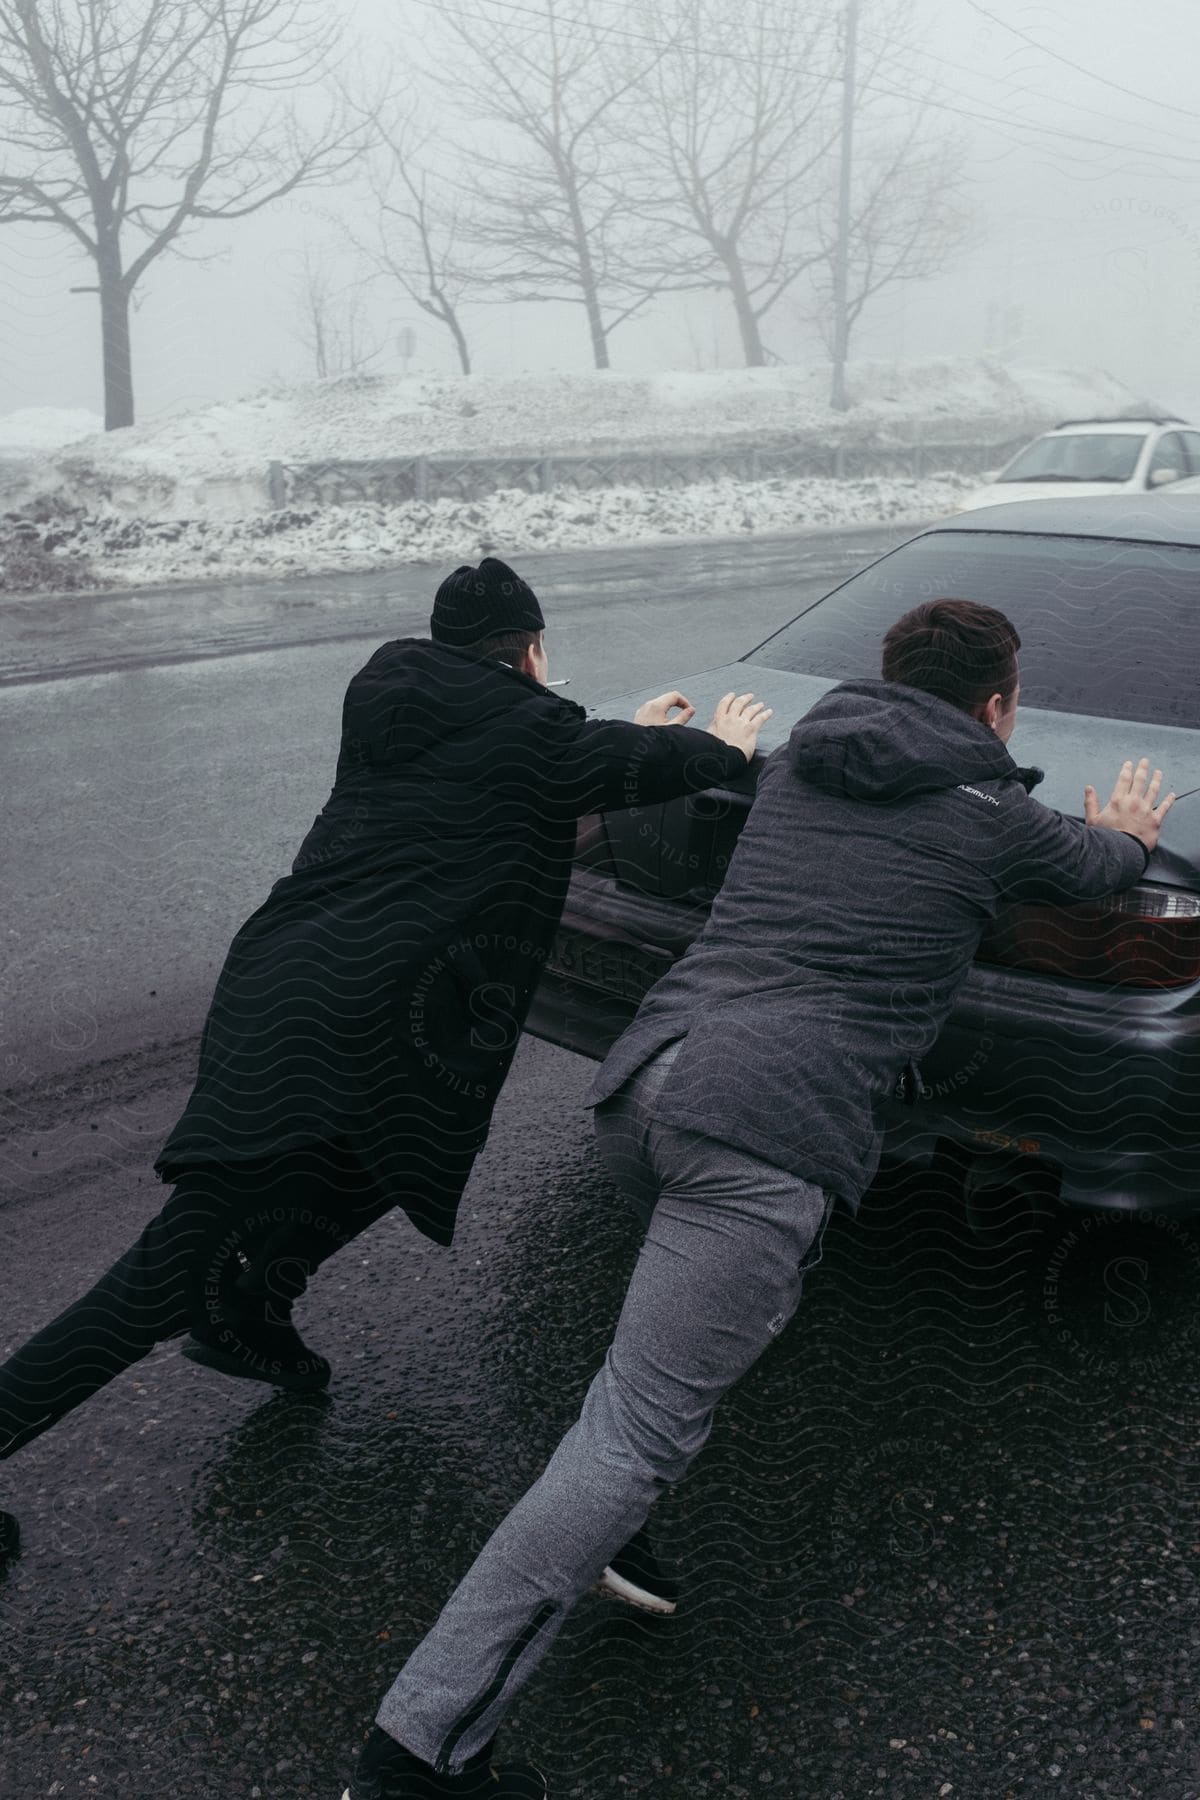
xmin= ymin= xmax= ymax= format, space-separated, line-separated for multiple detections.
xmin=2 ymin=527 xmax=1198 ymax=1799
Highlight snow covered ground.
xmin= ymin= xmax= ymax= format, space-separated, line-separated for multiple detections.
xmin=0 ymin=406 xmax=103 ymax=455
xmin=36 ymin=472 xmax=973 ymax=588
xmin=0 ymin=359 xmax=1156 ymax=592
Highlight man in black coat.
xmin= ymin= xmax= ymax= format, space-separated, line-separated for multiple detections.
xmin=0 ymin=557 xmax=768 ymax=1572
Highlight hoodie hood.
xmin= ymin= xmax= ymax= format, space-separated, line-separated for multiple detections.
xmin=339 ymin=636 xmax=583 ymax=770
xmin=789 ymin=678 xmax=1018 ymax=802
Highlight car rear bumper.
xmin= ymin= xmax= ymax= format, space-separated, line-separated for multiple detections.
xmin=883 ymin=962 xmax=1200 ymax=1213
xmin=525 ymin=875 xmax=693 ymax=1058
xmin=527 ymin=870 xmax=1200 ymax=1216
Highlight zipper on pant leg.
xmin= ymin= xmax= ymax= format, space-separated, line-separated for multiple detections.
xmin=434 ymin=1601 xmax=557 ymax=1775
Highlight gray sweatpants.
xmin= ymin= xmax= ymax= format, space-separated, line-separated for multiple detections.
xmin=376 ymin=1041 xmax=833 ymax=1773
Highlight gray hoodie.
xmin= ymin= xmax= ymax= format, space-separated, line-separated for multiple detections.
xmin=589 ymin=678 xmax=1148 ymax=1211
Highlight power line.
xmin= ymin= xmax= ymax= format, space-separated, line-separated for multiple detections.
xmin=403 ymin=0 xmax=1200 ymax=142
xmin=960 ymin=0 xmax=1200 ymax=123
xmin=399 ymin=0 xmax=1200 ymax=167
xmin=859 ymin=26 xmax=1193 ymax=152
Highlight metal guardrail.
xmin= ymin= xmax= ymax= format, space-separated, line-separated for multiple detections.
xmin=266 ymin=439 xmax=1025 ymax=510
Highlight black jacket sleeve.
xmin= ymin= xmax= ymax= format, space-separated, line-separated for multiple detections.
xmin=999 ymin=792 xmax=1150 ymax=904
xmin=540 ymin=713 xmax=751 ymax=817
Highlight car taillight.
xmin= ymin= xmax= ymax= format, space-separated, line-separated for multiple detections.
xmin=976 ymin=884 xmax=1200 ymax=989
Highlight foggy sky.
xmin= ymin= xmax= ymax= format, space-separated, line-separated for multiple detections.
xmin=1 ymin=0 xmax=1196 ymax=423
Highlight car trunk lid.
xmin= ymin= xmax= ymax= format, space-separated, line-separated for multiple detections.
xmin=596 ymin=665 xmax=836 ymax=898
xmin=593 ymin=664 xmax=1200 ymax=900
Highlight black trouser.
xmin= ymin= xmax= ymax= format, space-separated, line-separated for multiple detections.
xmin=0 ymin=1141 xmax=390 ymax=1460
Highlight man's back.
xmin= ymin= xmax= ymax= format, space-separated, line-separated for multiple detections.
xmin=155 ymin=636 xmax=751 ymax=1242
xmin=592 ymin=678 xmax=1146 ymax=1211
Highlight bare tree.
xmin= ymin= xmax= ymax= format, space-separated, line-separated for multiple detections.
xmin=623 ymin=0 xmax=846 ymax=368
xmin=419 ymin=0 xmax=693 ymax=371
xmin=0 ymin=0 xmax=368 ymax=428
xmin=350 ymin=104 xmax=480 ymax=376
xmin=806 ymin=121 xmax=971 ymax=380
xmin=292 ymin=246 xmax=382 ymax=379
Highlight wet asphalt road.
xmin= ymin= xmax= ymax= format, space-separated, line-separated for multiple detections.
xmin=0 ymin=523 xmax=906 ymax=1087
xmin=3 ymin=527 xmax=1200 ymax=1800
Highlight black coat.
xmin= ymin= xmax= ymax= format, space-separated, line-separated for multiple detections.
xmin=591 ymin=679 xmax=1148 ymax=1212
xmin=155 ymin=638 xmax=746 ymax=1244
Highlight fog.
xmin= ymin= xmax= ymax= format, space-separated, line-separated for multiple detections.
xmin=1 ymin=0 xmax=1196 ymax=423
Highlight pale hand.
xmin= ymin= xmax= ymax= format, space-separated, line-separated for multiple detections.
xmin=704 ymin=691 xmax=774 ymax=764
xmin=1084 ymin=756 xmax=1176 ymax=852
xmin=634 ymin=691 xmax=696 ymax=727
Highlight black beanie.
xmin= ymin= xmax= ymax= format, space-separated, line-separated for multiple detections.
xmin=430 ymin=557 xmax=545 ymax=648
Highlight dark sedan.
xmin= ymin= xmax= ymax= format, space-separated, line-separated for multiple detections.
xmin=526 ymin=497 xmax=1200 ymax=1216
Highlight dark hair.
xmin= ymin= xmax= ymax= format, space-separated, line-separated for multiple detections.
xmin=881 ymin=599 xmax=1020 ymax=713
xmin=473 ymin=627 xmax=541 ymax=666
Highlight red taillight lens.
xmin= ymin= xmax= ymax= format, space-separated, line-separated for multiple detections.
xmin=976 ymin=884 xmax=1200 ymax=989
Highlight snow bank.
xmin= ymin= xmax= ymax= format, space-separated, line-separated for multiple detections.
xmin=29 ymin=472 xmax=974 ymax=590
xmin=0 ymin=358 xmax=1160 ymax=592
xmin=0 ymin=406 xmax=103 ymax=453
xmin=10 ymin=359 xmax=1157 ymax=524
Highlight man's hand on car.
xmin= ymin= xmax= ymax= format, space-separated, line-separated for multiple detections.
xmin=1085 ymin=757 xmax=1176 ymax=852
xmin=634 ymin=691 xmax=697 ymax=727
xmin=704 ymin=691 xmax=774 ymax=764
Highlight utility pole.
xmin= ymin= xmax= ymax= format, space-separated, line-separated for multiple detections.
xmin=829 ymin=0 xmax=859 ymax=412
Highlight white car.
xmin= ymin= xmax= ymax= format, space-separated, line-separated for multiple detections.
xmin=956 ymin=415 xmax=1200 ymax=512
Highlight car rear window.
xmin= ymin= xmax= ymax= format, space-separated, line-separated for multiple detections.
xmin=998 ymin=432 xmax=1145 ymax=483
xmin=744 ymin=529 xmax=1200 ymax=728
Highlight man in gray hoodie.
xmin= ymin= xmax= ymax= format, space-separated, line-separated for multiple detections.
xmin=341 ymin=598 xmax=1174 ymax=1800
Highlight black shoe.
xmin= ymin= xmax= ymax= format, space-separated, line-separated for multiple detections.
xmin=0 ymin=1509 xmax=19 ymax=1573
xmin=182 ymin=1313 xmax=331 ymax=1394
xmin=597 ymin=1525 xmax=678 ymax=1615
xmin=342 ymin=1726 xmax=547 ymax=1798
